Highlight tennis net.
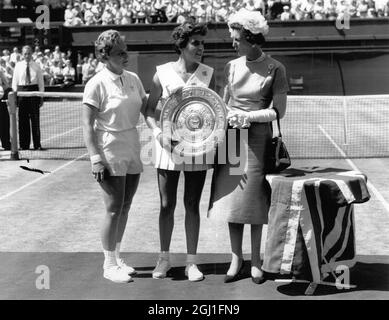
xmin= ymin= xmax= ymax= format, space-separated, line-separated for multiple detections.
xmin=2 ymin=91 xmax=389 ymax=161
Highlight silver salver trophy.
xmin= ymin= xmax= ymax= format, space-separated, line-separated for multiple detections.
xmin=160 ymin=86 xmax=228 ymax=157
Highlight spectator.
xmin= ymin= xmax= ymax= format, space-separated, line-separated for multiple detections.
xmin=0 ymin=59 xmax=12 ymax=84
xmin=1 ymin=50 xmax=10 ymax=63
xmin=64 ymin=4 xmax=74 ymax=26
xmin=63 ymin=60 xmax=76 ymax=86
xmin=50 ymin=59 xmax=64 ymax=85
xmin=10 ymin=47 xmax=21 ymax=64
xmin=52 ymin=45 xmax=62 ymax=61
xmin=215 ymin=3 xmax=229 ymax=22
xmin=102 ymin=7 xmax=115 ymax=24
xmin=32 ymin=46 xmax=42 ymax=61
xmin=313 ymin=0 xmax=326 ymax=19
xmin=82 ymin=57 xmax=96 ymax=84
xmin=165 ymin=0 xmax=179 ymax=22
xmin=280 ymin=5 xmax=294 ymax=19
xmin=269 ymin=0 xmax=285 ymax=19
xmin=121 ymin=3 xmax=133 ymax=24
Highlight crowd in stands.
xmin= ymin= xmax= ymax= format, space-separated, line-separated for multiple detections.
xmin=0 ymin=45 xmax=102 ymax=87
xmin=1 ymin=0 xmax=388 ymax=23
xmin=57 ymin=0 xmax=388 ymax=25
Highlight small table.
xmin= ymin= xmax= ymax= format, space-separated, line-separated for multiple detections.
xmin=262 ymin=168 xmax=370 ymax=295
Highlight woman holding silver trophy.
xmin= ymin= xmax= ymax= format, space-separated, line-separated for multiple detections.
xmin=208 ymin=9 xmax=289 ymax=284
xmin=145 ymin=22 xmax=217 ymax=282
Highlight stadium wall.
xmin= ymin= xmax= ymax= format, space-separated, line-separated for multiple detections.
xmin=1 ymin=19 xmax=388 ymax=95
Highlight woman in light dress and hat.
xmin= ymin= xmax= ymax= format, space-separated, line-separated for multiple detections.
xmin=208 ymin=9 xmax=289 ymax=284
xmin=145 ymin=21 xmax=216 ymax=282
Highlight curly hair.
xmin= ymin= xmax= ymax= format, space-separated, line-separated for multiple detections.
xmin=171 ymin=22 xmax=208 ymax=54
xmin=94 ymin=29 xmax=124 ymax=61
xmin=229 ymin=23 xmax=266 ymax=46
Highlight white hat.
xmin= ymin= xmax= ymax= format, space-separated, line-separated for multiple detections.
xmin=228 ymin=8 xmax=269 ymax=35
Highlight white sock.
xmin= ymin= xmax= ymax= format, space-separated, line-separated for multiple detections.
xmin=103 ymin=250 xmax=117 ymax=269
xmin=115 ymin=242 xmax=121 ymax=262
xmin=186 ymin=254 xmax=197 ymax=265
xmin=159 ymin=251 xmax=170 ymax=260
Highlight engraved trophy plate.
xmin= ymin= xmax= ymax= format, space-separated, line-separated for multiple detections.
xmin=160 ymin=86 xmax=227 ymax=157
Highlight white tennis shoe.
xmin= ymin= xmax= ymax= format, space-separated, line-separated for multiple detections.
xmin=117 ymin=258 xmax=137 ymax=275
xmin=103 ymin=266 xmax=133 ymax=283
xmin=152 ymin=257 xmax=171 ymax=279
xmin=185 ymin=264 xmax=204 ymax=282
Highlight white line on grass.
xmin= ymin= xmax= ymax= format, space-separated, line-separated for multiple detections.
xmin=0 ymin=153 xmax=88 ymax=201
xmin=318 ymin=125 xmax=389 ymax=214
xmin=42 ymin=126 xmax=82 ymax=143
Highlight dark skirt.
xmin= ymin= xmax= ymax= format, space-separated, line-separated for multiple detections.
xmin=208 ymin=123 xmax=272 ymax=224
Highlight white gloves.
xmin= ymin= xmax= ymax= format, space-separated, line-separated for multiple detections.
xmin=247 ymin=108 xmax=277 ymax=123
xmin=228 ymin=108 xmax=277 ymax=129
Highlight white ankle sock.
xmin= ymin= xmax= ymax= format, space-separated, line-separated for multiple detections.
xmin=103 ymin=250 xmax=117 ymax=269
xmin=115 ymin=242 xmax=121 ymax=261
xmin=159 ymin=251 xmax=169 ymax=260
xmin=186 ymin=254 xmax=197 ymax=264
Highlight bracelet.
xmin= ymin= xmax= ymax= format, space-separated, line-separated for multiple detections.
xmin=90 ymin=154 xmax=102 ymax=164
xmin=152 ymin=127 xmax=162 ymax=139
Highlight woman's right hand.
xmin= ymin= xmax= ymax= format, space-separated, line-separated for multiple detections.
xmin=157 ymin=132 xmax=173 ymax=152
xmin=92 ymin=162 xmax=107 ymax=183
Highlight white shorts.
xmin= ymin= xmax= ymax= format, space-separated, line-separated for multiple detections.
xmin=96 ymin=128 xmax=143 ymax=176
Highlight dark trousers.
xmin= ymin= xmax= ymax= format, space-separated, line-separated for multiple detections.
xmin=0 ymin=101 xmax=11 ymax=150
xmin=17 ymin=85 xmax=41 ymax=149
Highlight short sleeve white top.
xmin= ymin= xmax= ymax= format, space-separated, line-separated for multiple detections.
xmin=83 ymin=67 xmax=146 ymax=132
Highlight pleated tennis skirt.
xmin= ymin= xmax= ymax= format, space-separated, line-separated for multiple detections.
xmin=208 ymin=123 xmax=272 ymax=224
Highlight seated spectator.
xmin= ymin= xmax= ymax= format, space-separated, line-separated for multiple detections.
xmin=52 ymin=45 xmax=62 ymax=61
xmin=102 ymin=7 xmax=115 ymax=24
xmin=50 ymin=59 xmax=64 ymax=85
xmin=0 ymin=59 xmax=12 ymax=84
xmin=32 ymin=46 xmax=42 ymax=61
xmin=280 ymin=5 xmax=294 ymax=19
xmin=292 ymin=2 xmax=305 ymax=19
xmin=10 ymin=47 xmax=21 ymax=64
xmin=195 ymin=1 xmax=208 ymax=22
xmin=358 ymin=0 xmax=369 ymax=17
xmin=64 ymin=4 xmax=74 ymax=26
xmin=84 ymin=8 xmax=95 ymax=25
xmin=1 ymin=50 xmax=10 ymax=63
xmin=366 ymin=7 xmax=377 ymax=16
xmin=165 ymin=0 xmax=179 ymax=22
xmin=62 ymin=60 xmax=76 ymax=87
xmin=215 ymin=3 xmax=229 ymax=22
xmin=121 ymin=3 xmax=133 ymax=24
xmin=81 ymin=57 xmax=95 ymax=84
xmin=313 ymin=0 xmax=326 ymax=19
xmin=270 ymin=0 xmax=285 ymax=19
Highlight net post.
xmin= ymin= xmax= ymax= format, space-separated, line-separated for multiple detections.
xmin=6 ymin=92 xmax=20 ymax=160
xmin=342 ymin=96 xmax=348 ymax=145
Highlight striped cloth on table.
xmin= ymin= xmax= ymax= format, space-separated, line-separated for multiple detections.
xmin=262 ymin=170 xmax=370 ymax=283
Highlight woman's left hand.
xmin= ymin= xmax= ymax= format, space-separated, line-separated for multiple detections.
xmin=227 ymin=109 xmax=251 ymax=129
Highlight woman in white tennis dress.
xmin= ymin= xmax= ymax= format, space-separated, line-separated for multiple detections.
xmin=82 ymin=30 xmax=147 ymax=283
xmin=145 ymin=22 xmax=215 ymax=282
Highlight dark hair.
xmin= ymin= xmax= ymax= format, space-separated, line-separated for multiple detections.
xmin=229 ymin=23 xmax=266 ymax=46
xmin=171 ymin=22 xmax=208 ymax=54
xmin=94 ymin=29 xmax=124 ymax=61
